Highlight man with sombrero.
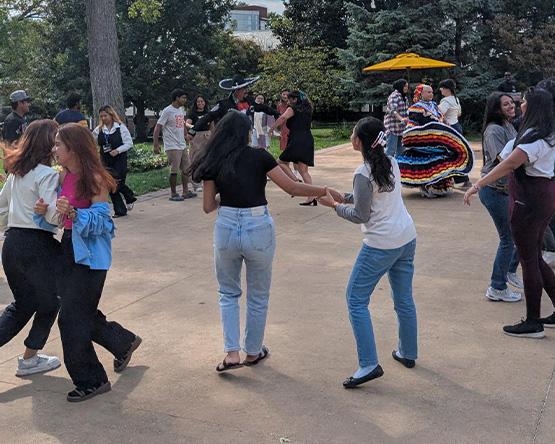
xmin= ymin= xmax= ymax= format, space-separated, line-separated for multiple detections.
xmin=187 ymin=74 xmax=280 ymax=139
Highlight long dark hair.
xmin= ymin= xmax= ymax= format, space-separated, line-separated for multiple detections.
xmin=482 ymin=92 xmax=514 ymax=132
xmin=189 ymin=95 xmax=209 ymax=114
xmin=189 ymin=110 xmax=251 ymax=183
xmin=2 ymin=119 xmax=57 ymax=176
xmin=513 ymin=88 xmax=555 ymax=181
xmin=438 ymin=79 xmax=458 ymax=103
xmin=354 ymin=117 xmax=394 ymax=193
xmin=288 ymin=90 xmax=313 ymax=114
xmin=393 ymin=78 xmax=408 ymax=99
xmin=57 ymin=124 xmax=117 ymax=198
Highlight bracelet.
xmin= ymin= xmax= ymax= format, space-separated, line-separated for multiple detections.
xmin=332 ymin=202 xmax=339 ymax=211
xmin=472 ymin=184 xmax=481 ymax=191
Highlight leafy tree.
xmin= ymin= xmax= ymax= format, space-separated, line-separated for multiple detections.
xmin=255 ymin=46 xmax=346 ymax=113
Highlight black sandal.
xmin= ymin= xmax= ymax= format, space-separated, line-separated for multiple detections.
xmin=243 ymin=346 xmax=269 ymax=366
xmin=216 ymin=359 xmax=243 ymax=372
xmin=67 ymin=381 xmax=112 ymax=403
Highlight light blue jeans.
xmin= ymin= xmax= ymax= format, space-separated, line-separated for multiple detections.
xmin=385 ymin=133 xmax=404 ymax=157
xmin=346 ymin=239 xmax=418 ymax=367
xmin=214 ymin=206 xmax=276 ymax=355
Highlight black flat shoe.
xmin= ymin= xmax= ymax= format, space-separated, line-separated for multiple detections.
xmin=112 ymin=213 xmax=127 ymax=218
xmin=299 ymin=199 xmax=317 ymax=206
xmin=343 ymin=364 xmax=384 ymax=388
xmin=392 ymin=350 xmax=415 ymax=368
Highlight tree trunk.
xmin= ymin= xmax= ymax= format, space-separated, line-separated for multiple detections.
xmin=85 ymin=0 xmax=125 ymax=127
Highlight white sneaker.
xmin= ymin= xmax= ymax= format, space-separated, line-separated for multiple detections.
xmin=419 ymin=187 xmax=437 ymax=198
xmin=195 ymin=186 xmax=203 ymax=192
xmin=542 ymin=251 xmax=555 ymax=266
xmin=16 ymin=354 xmax=61 ymax=377
xmin=126 ymin=202 xmax=135 ymax=212
xmin=485 ymin=286 xmax=521 ymax=303
xmin=506 ymin=272 xmax=524 ymax=289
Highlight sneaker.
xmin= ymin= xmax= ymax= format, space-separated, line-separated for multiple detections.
xmin=538 ymin=311 xmax=555 ymax=328
xmin=506 ymin=272 xmax=524 ymax=289
xmin=195 ymin=186 xmax=203 ymax=192
xmin=16 ymin=354 xmax=61 ymax=377
xmin=419 ymin=187 xmax=437 ymax=199
xmin=169 ymin=193 xmax=185 ymax=201
xmin=503 ymin=318 xmax=545 ymax=338
xmin=542 ymin=251 xmax=555 ymax=266
xmin=67 ymin=381 xmax=111 ymax=403
xmin=126 ymin=198 xmax=137 ymax=212
xmin=181 ymin=191 xmax=197 ymax=199
xmin=485 ymin=286 xmax=521 ymax=302
xmin=114 ymin=335 xmax=142 ymax=373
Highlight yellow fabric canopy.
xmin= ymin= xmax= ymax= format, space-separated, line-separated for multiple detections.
xmin=363 ymin=53 xmax=455 ymax=71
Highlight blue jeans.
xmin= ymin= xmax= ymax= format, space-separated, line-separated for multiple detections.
xmin=385 ymin=133 xmax=404 ymax=157
xmin=479 ymin=186 xmax=519 ymax=290
xmin=214 ymin=206 xmax=276 ymax=355
xmin=346 ymin=239 xmax=417 ymax=367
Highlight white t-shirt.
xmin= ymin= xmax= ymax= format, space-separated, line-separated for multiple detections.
xmin=157 ymin=105 xmax=186 ymax=151
xmin=500 ymin=136 xmax=555 ymax=178
xmin=438 ymin=96 xmax=461 ymax=125
xmin=0 ymin=164 xmax=59 ymax=233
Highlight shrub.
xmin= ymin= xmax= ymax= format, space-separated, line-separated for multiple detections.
xmin=127 ymin=143 xmax=167 ymax=172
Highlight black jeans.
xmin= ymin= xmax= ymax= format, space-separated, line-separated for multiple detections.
xmin=59 ymin=230 xmax=135 ymax=389
xmin=0 ymin=228 xmax=61 ymax=350
xmin=110 ymin=171 xmax=136 ymax=216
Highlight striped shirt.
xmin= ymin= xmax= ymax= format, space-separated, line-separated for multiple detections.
xmin=384 ymin=91 xmax=409 ymax=136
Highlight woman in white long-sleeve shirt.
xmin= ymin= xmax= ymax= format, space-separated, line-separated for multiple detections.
xmin=318 ymin=117 xmax=418 ymax=388
xmin=0 ymin=120 xmax=62 ymax=377
xmin=92 ymin=105 xmax=136 ymax=218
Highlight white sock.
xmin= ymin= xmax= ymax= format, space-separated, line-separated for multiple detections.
xmin=353 ymin=364 xmax=378 ymax=379
xmin=395 ymin=350 xmax=404 ymax=359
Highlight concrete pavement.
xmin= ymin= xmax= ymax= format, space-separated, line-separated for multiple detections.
xmin=0 ymin=143 xmax=553 ymax=443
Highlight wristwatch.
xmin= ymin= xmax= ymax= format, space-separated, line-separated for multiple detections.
xmin=68 ymin=207 xmax=78 ymax=220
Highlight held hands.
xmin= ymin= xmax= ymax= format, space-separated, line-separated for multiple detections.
xmin=34 ymin=198 xmax=49 ymax=215
xmin=109 ymin=149 xmax=120 ymax=157
xmin=56 ymin=196 xmax=72 ymax=215
xmin=327 ymin=187 xmax=346 ymax=204
xmin=317 ymin=186 xmax=338 ymax=208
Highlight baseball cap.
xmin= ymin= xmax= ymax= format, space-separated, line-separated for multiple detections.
xmin=9 ymin=90 xmax=34 ymax=103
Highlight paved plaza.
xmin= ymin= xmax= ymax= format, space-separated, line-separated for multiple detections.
xmin=0 ymin=143 xmax=553 ymax=443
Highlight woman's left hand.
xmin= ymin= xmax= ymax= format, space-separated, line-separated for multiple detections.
xmin=317 ymin=186 xmax=336 ymax=208
xmin=109 ymin=149 xmax=119 ymax=157
xmin=463 ymin=186 xmax=478 ymax=206
xmin=56 ymin=196 xmax=72 ymax=215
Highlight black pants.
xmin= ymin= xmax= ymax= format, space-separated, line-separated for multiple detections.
xmin=110 ymin=171 xmax=136 ymax=216
xmin=59 ymin=230 xmax=135 ymax=389
xmin=0 ymin=228 xmax=61 ymax=350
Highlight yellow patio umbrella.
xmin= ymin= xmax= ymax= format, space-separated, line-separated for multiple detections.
xmin=363 ymin=53 xmax=455 ymax=85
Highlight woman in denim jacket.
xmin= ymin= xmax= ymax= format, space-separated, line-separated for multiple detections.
xmin=35 ymin=124 xmax=141 ymax=402
xmin=190 ymin=111 xmax=340 ymax=372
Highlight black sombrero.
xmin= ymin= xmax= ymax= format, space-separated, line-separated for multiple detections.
xmin=219 ymin=74 xmax=260 ymax=91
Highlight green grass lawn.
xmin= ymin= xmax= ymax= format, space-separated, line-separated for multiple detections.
xmin=127 ymin=128 xmax=351 ymax=196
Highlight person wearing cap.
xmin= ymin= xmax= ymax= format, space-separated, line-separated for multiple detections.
xmin=187 ymin=74 xmax=280 ymax=139
xmin=2 ymin=90 xmax=33 ymax=143
xmin=54 ymin=93 xmax=88 ymax=127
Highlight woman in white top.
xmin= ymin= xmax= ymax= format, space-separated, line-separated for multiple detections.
xmin=318 ymin=117 xmax=418 ymax=388
xmin=92 ymin=105 xmax=136 ymax=218
xmin=438 ymin=79 xmax=471 ymax=189
xmin=464 ymin=87 xmax=555 ymax=338
xmin=0 ymin=120 xmax=62 ymax=376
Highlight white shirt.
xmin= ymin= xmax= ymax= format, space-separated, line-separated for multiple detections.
xmin=0 ymin=164 xmax=59 ymax=233
xmin=157 ymin=105 xmax=186 ymax=151
xmin=344 ymin=160 xmax=417 ymax=249
xmin=500 ymin=136 xmax=555 ymax=178
xmin=438 ymin=96 xmax=461 ymax=125
xmin=92 ymin=122 xmax=133 ymax=153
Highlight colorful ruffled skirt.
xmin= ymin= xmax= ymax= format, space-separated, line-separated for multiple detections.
xmin=397 ymin=122 xmax=474 ymax=197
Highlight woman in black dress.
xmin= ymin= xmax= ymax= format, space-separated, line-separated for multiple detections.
xmin=269 ymin=90 xmax=316 ymax=206
xmin=92 ymin=105 xmax=136 ymax=218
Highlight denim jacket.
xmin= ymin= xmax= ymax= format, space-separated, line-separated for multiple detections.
xmin=34 ymin=202 xmax=115 ymax=270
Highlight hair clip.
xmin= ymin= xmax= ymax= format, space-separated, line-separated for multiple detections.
xmin=371 ymin=131 xmax=386 ymax=149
